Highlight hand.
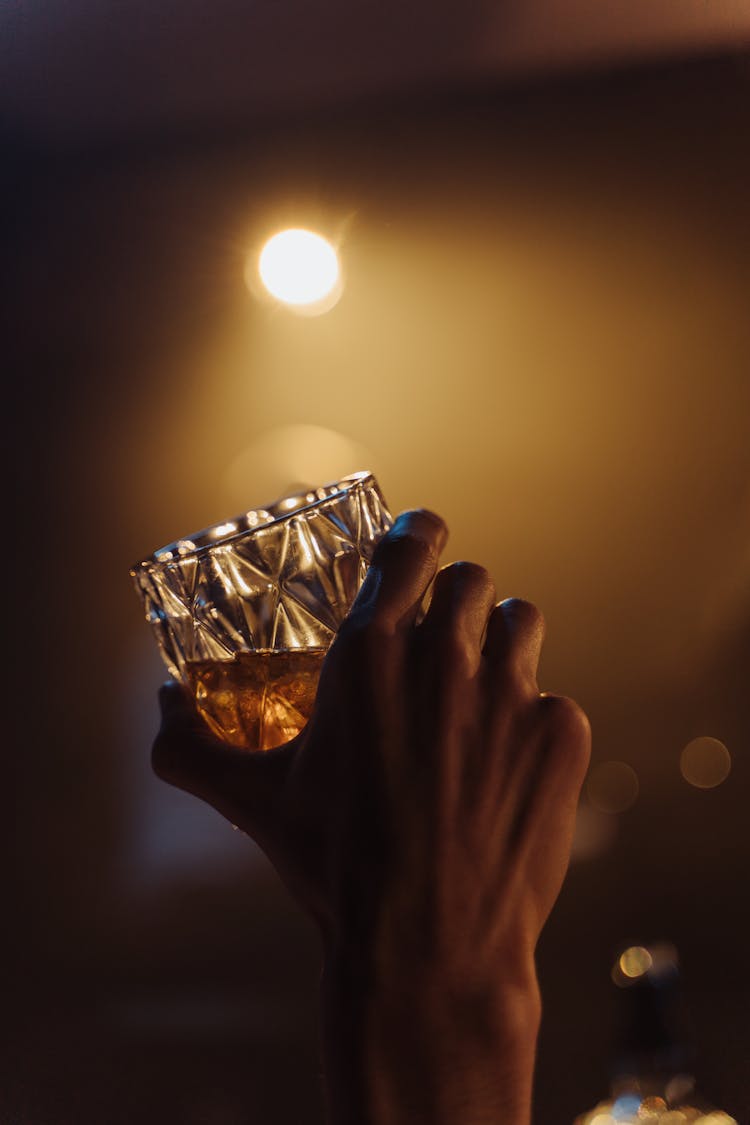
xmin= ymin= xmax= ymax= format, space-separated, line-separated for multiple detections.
xmin=153 ymin=509 xmax=591 ymax=1124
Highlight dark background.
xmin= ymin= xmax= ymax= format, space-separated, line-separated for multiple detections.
xmin=5 ymin=4 xmax=750 ymax=1122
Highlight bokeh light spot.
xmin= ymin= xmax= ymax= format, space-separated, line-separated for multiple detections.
xmin=586 ymin=760 xmax=639 ymax=813
xmin=664 ymin=1075 xmax=696 ymax=1104
xmin=613 ymin=1095 xmax=643 ymax=1121
xmin=680 ymin=737 xmax=731 ymax=789
xmin=256 ymin=228 xmax=340 ymax=308
xmin=639 ymin=1097 xmax=667 ymax=1121
xmin=221 ymin=424 xmax=373 ymax=514
xmin=619 ymin=945 xmax=653 ymax=979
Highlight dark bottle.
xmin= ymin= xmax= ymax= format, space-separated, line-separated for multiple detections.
xmin=574 ymin=943 xmax=736 ymax=1125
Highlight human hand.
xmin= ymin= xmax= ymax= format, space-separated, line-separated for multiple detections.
xmin=153 ymin=509 xmax=591 ymax=1124
xmin=154 ymin=508 xmax=589 ymax=968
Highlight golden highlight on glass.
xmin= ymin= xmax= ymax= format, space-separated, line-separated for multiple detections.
xmin=131 ymin=472 xmax=392 ymax=750
xmin=188 ymin=648 xmax=328 ymax=750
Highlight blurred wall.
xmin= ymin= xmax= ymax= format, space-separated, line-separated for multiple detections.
xmin=6 ymin=54 xmax=750 ymax=1124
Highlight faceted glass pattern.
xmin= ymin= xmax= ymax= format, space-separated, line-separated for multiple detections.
xmin=130 ymin=472 xmax=392 ymax=683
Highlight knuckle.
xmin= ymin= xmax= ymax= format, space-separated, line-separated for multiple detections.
xmin=537 ymin=694 xmax=591 ymax=757
xmin=393 ymin=508 xmax=449 ymax=543
xmin=443 ymin=560 xmax=495 ymax=599
xmin=374 ymin=528 xmax=439 ymax=572
xmin=500 ymin=597 xmax=545 ymax=633
xmin=334 ymin=613 xmax=394 ymax=663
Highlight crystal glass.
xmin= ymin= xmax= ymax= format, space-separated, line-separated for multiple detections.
xmin=131 ymin=471 xmax=392 ymax=750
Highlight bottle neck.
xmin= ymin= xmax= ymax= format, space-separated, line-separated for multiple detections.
xmin=611 ymin=969 xmax=694 ymax=1100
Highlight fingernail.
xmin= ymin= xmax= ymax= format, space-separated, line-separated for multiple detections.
xmin=391 ymin=509 xmax=448 ymax=550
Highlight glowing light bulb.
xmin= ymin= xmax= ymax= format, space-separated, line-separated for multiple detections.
xmin=257 ymin=228 xmax=340 ymax=308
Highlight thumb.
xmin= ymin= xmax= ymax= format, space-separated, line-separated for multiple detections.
xmin=152 ymin=681 xmax=291 ymax=833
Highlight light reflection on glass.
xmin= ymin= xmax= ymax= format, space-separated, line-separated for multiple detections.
xmin=212 ymin=521 xmax=237 ymax=538
xmin=246 ymin=509 xmax=272 ymax=527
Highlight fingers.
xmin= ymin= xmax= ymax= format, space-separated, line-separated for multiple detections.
xmin=524 ymin=695 xmax=592 ymax=821
xmin=418 ymin=561 xmax=496 ymax=675
xmin=483 ymin=598 xmax=545 ymax=692
xmin=347 ymin=509 xmax=448 ymax=633
xmin=152 ymin=682 xmax=244 ymax=802
xmin=510 ymin=695 xmax=592 ymax=915
xmin=152 ymin=682 xmax=288 ymax=831
xmin=487 ymin=692 xmax=591 ymax=904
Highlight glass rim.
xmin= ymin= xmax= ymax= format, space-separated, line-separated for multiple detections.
xmin=130 ymin=469 xmax=376 ymax=575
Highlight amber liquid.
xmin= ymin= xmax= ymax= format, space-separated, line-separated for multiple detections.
xmin=186 ymin=649 xmax=328 ymax=751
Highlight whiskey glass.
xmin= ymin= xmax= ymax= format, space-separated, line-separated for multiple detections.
xmin=131 ymin=471 xmax=392 ymax=750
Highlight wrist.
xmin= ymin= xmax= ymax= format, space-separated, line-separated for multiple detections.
xmin=324 ymin=931 xmax=541 ymax=1038
xmin=369 ymin=964 xmax=540 ymax=1121
xmin=320 ymin=944 xmax=540 ymax=1125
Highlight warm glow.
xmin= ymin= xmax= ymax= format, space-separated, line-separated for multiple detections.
xmin=639 ymin=1097 xmax=667 ymax=1120
xmin=680 ymin=736 xmax=731 ymax=789
xmin=576 ymin=1092 xmax=735 ymax=1125
xmin=257 ymin=228 xmax=340 ymax=307
xmin=577 ymin=1097 xmax=733 ymax=1125
xmin=221 ymin=424 xmax=373 ymax=513
xmin=619 ymin=945 xmax=653 ymax=979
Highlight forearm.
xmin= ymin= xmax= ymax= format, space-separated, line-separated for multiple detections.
xmin=320 ymin=947 xmax=541 ymax=1125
